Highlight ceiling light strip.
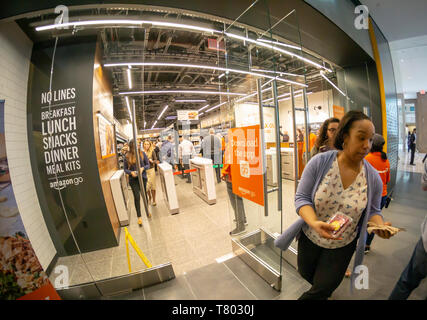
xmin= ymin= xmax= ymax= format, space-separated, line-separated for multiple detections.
xmin=127 ymin=68 xmax=132 ymax=89
xmin=151 ymin=120 xmax=158 ymax=129
xmin=257 ymin=38 xmax=301 ymax=50
xmin=35 ymin=19 xmax=219 ymax=34
xmin=157 ymin=105 xmax=169 ymax=120
xmin=225 ymin=32 xmax=332 ymax=73
xmin=105 ymin=62 xmax=307 ymax=87
xmin=119 ymin=90 xmax=246 ymax=96
xmin=125 ymin=96 xmax=133 ymax=122
xmin=320 ymin=72 xmax=346 ymax=97
xmin=198 ymin=104 xmax=210 ymax=112
xmin=35 ymin=20 xmax=330 ymax=73
xmin=206 ymin=101 xmax=227 ymax=113
xmin=251 ymin=68 xmax=303 ymax=78
xmin=175 ymin=99 xmax=207 ymax=102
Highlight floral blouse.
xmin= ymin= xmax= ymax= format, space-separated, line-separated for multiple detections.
xmin=303 ymin=158 xmax=368 ymax=249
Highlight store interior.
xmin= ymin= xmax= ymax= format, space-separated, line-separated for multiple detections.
xmin=14 ymin=2 xmax=382 ymax=296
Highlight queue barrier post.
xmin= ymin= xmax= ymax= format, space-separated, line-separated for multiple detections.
xmin=124 ymin=227 xmax=152 ymax=273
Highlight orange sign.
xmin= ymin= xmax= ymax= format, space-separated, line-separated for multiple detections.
xmin=227 ymin=125 xmax=264 ymax=206
xmin=333 ymin=105 xmax=345 ymax=120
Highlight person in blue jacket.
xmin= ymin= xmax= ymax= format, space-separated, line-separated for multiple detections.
xmin=124 ymin=139 xmax=150 ymax=226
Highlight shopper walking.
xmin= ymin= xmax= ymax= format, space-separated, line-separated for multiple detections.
xmin=296 ymin=128 xmax=304 ymax=142
xmin=178 ymin=135 xmax=196 ymax=183
xmin=364 ymin=134 xmax=391 ymax=253
xmin=409 ymin=128 xmax=416 ymax=165
xmin=311 ymin=117 xmax=340 ymax=157
xmin=160 ymin=135 xmax=175 ymax=166
xmin=124 ymin=139 xmax=151 ymax=226
xmin=201 ymin=128 xmax=223 ymax=183
xmin=142 ymin=140 xmax=158 ymax=206
xmin=221 ymin=143 xmax=247 ymax=236
xmin=389 ymin=160 xmax=427 ymax=299
xmin=275 ymin=111 xmax=394 ymax=300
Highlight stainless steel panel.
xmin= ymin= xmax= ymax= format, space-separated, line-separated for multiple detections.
xmin=97 ymin=263 xmax=175 ymax=296
xmin=56 ymin=263 xmax=175 ymax=299
xmin=282 ymin=246 xmax=298 ymax=269
xmin=239 ymin=229 xmax=262 ymax=247
xmin=232 ymin=237 xmax=281 ymax=291
xmin=57 ymin=283 xmax=101 ymax=300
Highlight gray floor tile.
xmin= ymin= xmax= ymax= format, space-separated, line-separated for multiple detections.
xmin=223 ymin=257 xmax=280 ymax=300
xmin=102 ymin=289 xmax=145 ymax=300
xmin=184 ymin=263 xmax=256 ymax=300
xmin=144 ymin=276 xmax=196 ymax=300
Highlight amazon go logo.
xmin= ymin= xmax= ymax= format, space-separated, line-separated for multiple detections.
xmin=49 ymin=176 xmax=84 ymax=190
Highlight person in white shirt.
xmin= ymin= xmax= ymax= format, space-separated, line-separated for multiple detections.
xmin=178 ymin=135 xmax=196 ymax=183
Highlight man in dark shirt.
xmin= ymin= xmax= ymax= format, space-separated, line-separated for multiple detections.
xmin=201 ymin=128 xmax=223 ymax=183
xmin=409 ymin=128 xmax=416 ymax=165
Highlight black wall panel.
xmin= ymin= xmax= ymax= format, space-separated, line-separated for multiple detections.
xmin=27 ymin=37 xmax=118 ymax=255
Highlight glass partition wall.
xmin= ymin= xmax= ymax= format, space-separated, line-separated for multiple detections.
xmin=22 ymin=1 xmax=350 ymax=298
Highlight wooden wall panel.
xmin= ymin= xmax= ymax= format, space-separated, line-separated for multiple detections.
xmin=92 ymin=39 xmax=120 ymax=239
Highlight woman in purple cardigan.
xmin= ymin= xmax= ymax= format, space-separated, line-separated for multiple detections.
xmin=276 ymin=111 xmax=395 ymax=300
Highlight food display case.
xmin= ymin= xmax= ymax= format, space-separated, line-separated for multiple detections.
xmin=110 ymin=170 xmax=130 ymax=226
xmin=280 ymin=148 xmax=295 ymax=181
xmin=158 ymin=162 xmax=179 ymax=215
xmin=266 ymin=149 xmax=278 ymax=187
xmin=189 ymin=157 xmax=216 ymax=205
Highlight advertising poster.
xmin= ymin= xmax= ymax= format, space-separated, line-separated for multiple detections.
xmin=98 ymin=114 xmax=116 ymax=159
xmin=234 ymin=103 xmax=276 ymax=143
xmin=333 ymin=105 xmax=345 ymax=120
xmin=177 ymin=110 xmax=199 ymax=121
xmin=227 ymin=124 xmax=264 ymax=206
xmin=0 ymin=101 xmax=60 ymax=300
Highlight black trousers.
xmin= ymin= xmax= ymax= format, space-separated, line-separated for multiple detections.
xmin=297 ymin=231 xmax=357 ymax=300
xmin=226 ymin=181 xmax=247 ymax=230
xmin=129 ymin=177 xmax=147 ymax=218
xmin=410 ymin=144 xmax=416 ymax=164
xmin=208 ymin=154 xmax=221 ymax=183
xmin=181 ymin=155 xmax=191 ymax=182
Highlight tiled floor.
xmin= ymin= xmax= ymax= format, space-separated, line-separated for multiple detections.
xmin=50 ymin=171 xmax=237 ymax=287
xmin=398 ymin=149 xmax=426 ymax=174
xmin=103 ymin=168 xmax=427 ymax=300
xmin=51 ymin=155 xmax=427 ymax=300
xmin=50 ymin=167 xmax=299 ymax=287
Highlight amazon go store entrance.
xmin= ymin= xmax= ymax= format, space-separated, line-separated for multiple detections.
xmin=15 ymin=1 xmax=384 ymax=298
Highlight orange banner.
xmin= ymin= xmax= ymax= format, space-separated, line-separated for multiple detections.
xmin=228 ymin=125 xmax=264 ymax=206
xmin=333 ymin=105 xmax=345 ymax=120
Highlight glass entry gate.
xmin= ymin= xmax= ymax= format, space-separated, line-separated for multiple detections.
xmin=24 ymin=0 xmax=342 ymax=298
xmin=223 ymin=2 xmax=322 ymax=290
